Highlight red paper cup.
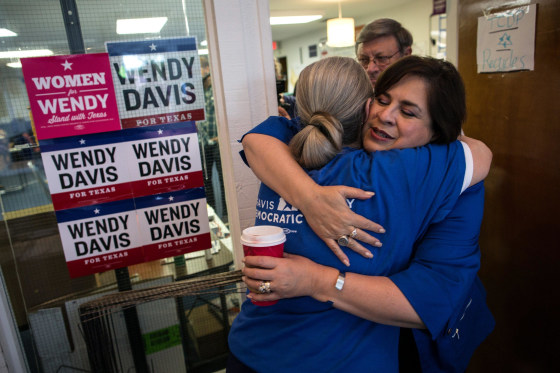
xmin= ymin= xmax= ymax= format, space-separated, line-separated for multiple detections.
xmin=240 ymin=225 xmax=286 ymax=306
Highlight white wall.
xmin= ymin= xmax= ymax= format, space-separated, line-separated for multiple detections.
xmin=204 ymin=0 xmax=277 ymax=268
xmin=0 ymin=346 xmax=7 ymax=373
xmin=0 ymin=269 xmax=28 ymax=373
xmin=446 ymin=0 xmax=459 ymax=66
xmin=274 ymin=0 xmax=434 ymax=91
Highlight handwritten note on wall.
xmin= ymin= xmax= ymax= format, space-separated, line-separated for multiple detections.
xmin=477 ymin=4 xmax=537 ymax=73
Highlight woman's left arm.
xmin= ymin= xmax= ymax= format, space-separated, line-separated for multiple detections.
xmin=243 ymin=253 xmax=424 ymax=329
xmin=243 ymin=132 xmax=384 ymax=265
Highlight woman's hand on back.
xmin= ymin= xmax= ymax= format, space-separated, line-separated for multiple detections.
xmin=298 ymin=184 xmax=385 ymax=266
xmin=243 ymin=133 xmax=384 ymax=266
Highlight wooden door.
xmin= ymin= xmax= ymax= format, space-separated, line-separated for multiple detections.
xmin=458 ymin=0 xmax=560 ymax=371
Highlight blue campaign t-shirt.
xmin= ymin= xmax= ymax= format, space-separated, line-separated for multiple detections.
xmin=229 ymin=116 xmax=470 ymax=373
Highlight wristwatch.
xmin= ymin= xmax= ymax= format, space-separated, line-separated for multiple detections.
xmin=335 ymin=271 xmax=346 ymax=291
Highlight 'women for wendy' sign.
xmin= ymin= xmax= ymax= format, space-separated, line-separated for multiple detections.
xmin=21 ymin=53 xmax=121 ymax=140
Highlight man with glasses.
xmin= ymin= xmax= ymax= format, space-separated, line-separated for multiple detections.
xmin=277 ymin=19 xmax=412 ymax=119
xmin=355 ymin=18 xmax=413 ymax=87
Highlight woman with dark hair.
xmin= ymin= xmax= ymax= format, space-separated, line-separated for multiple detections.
xmin=371 ymin=54 xmax=466 ymax=145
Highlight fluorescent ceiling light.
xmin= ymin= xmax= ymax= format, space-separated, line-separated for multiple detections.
xmin=0 ymin=28 xmax=17 ymax=37
xmin=7 ymin=62 xmax=22 ymax=68
xmin=270 ymin=15 xmax=323 ymax=25
xmin=116 ymin=17 xmax=168 ymax=34
xmin=200 ymin=40 xmax=208 ymax=46
xmin=0 ymin=49 xmax=53 ymax=59
xmin=198 ymin=49 xmax=208 ymax=55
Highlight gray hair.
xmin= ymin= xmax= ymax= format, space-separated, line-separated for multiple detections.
xmin=355 ymin=18 xmax=413 ymax=54
xmin=289 ymin=57 xmax=373 ymax=169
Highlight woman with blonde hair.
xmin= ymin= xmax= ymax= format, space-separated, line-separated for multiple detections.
xmin=288 ymin=56 xmax=372 ymax=169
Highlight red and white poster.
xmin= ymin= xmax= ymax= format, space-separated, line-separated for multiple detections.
xmin=40 ymin=130 xmax=135 ymax=211
xmin=56 ymin=199 xmax=145 ymax=278
xmin=21 ymin=53 xmax=121 ymax=140
xmin=136 ymin=189 xmax=211 ymax=262
xmin=40 ymin=122 xmax=204 ymax=211
xmin=106 ymin=37 xmax=205 ymax=128
xmin=122 ymin=122 xmax=204 ymax=197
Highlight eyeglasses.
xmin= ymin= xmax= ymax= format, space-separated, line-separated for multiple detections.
xmin=357 ymin=51 xmax=401 ymax=68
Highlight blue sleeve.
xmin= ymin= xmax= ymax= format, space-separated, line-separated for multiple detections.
xmin=406 ymin=144 xmax=467 ymax=225
xmin=282 ymin=95 xmax=297 ymax=119
xmin=390 ymin=181 xmax=485 ymax=338
xmin=238 ymin=116 xmax=300 ymax=166
xmin=411 ymin=275 xmax=495 ymax=373
xmin=372 ymin=143 xmax=467 ymax=228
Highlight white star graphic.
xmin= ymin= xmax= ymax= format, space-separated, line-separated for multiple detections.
xmin=79 ymin=139 xmax=86 ymax=145
xmin=168 ymin=196 xmax=174 ymax=201
xmin=61 ymin=60 xmax=73 ymax=70
xmin=149 ymin=43 xmax=157 ymax=51
xmin=158 ymin=129 xmax=164 ymax=135
xmin=94 ymin=209 xmax=100 ymax=214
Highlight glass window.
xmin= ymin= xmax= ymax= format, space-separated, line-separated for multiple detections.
xmin=0 ymin=1 xmax=235 ymax=371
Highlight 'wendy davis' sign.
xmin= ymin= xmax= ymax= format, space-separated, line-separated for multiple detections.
xmin=106 ymin=37 xmax=205 ymax=128
xmin=40 ymin=122 xmax=204 ymax=211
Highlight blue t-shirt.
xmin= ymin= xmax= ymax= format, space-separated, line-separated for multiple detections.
xmin=393 ymin=181 xmax=494 ymax=373
xmin=229 ymin=117 xmax=470 ymax=372
xmin=237 ymin=116 xmax=494 ymax=372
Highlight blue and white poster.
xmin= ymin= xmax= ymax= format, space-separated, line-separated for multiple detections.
xmin=56 ymin=199 xmax=144 ymax=278
xmin=136 ymin=188 xmax=211 ymax=262
xmin=41 ymin=122 xmax=203 ymax=211
xmin=106 ymin=37 xmax=205 ymax=128
xmin=43 ymin=123 xmax=209 ymax=277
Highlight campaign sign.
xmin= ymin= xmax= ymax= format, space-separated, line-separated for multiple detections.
xmin=136 ymin=188 xmax=211 ymax=261
xmin=41 ymin=130 xmax=135 ymax=211
xmin=21 ymin=53 xmax=121 ymax=140
xmin=56 ymin=199 xmax=144 ymax=278
xmin=41 ymin=122 xmax=203 ymax=210
xmin=122 ymin=122 xmax=204 ymax=197
xmin=106 ymin=37 xmax=205 ymax=128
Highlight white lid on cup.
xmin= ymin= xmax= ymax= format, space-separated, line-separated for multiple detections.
xmin=240 ymin=225 xmax=286 ymax=247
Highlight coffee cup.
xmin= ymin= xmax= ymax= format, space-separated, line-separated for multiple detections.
xmin=240 ymin=225 xmax=286 ymax=306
